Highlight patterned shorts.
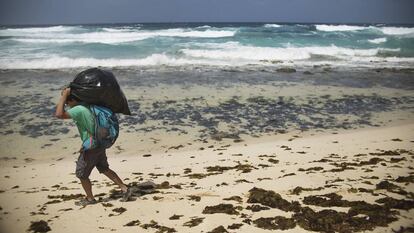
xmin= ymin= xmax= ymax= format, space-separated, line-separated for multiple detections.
xmin=75 ymin=148 xmax=109 ymax=179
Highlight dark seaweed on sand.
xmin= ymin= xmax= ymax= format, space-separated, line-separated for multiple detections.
xmin=247 ymin=187 xmax=412 ymax=232
xmin=28 ymin=220 xmax=51 ymax=233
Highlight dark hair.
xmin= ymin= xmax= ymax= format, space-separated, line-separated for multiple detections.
xmin=67 ymin=94 xmax=81 ymax=102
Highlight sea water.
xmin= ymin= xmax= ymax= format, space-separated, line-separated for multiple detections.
xmin=0 ymin=23 xmax=414 ymax=69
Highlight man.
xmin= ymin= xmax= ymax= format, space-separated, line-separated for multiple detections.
xmin=55 ymin=87 xmax=132 ymax=206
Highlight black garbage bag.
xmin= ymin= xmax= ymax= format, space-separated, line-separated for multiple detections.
xmin=69 ymin=68 xmax=131 ymax=115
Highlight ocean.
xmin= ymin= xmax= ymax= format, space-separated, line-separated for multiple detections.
xmin=1 ymin=23 xmax=414 ymax=70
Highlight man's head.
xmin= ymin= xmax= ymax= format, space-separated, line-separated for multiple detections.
xmin=66 ymin=94 xmax=80 ymax=107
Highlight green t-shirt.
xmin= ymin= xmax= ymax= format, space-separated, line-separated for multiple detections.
xmin=67 ymin=105 xmax=95 ymax=143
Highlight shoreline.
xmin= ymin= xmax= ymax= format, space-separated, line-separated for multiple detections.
xmin=1 ymin=68 xmax=414 ymax=162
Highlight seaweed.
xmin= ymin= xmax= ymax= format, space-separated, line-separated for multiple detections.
xmin=375 ymin=197 xmax=414 ymax=210
xmin=169 ymin=214 xmax=183 ymax=220
xmin=247 ymin=187 xmax=301 ymax=212
xmin=223 ymin=196 xmax=242 ymax=203
xmin=202 ymin=204 xmax=240 ymax=215
xmin=246 ymin=205 xmax=270 ymax=212
xmin=253 ymin=216 xmax=296 ymax=230
xmin=141 ymin=220 xmax=176 ymax=233
xmin=183 ymin=217 xmax=204 ymax=227
xmin=227 ymin=223 xmax=243 ymax=230
xmin=208 ymin=226 xmax=228 ymax=233
xmin=28 ymin=220 xmax=51 ymax=233
xmin=124 ymin=220 xmax=140 ymax=226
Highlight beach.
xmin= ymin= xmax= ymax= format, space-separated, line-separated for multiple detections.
xmin=1 ymin=22 xmax=414 ymax=232
xmin=1 ymin=66 xmax=414 ymax=232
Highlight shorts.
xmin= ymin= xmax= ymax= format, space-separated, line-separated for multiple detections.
xmin=75 ymin=148 xmax=109 ymax=179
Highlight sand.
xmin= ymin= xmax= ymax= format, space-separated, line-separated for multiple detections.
xmin=1 ymin=68 xmax=414 ymax=232
xmin=1 ymin=123 xmax=413 ymax=233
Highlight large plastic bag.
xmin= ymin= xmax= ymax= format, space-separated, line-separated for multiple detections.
xmin=69 ymin=68 xmax=131 ymax=115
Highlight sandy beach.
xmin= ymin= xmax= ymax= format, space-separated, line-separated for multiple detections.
xmin=1 ymin=67 xmax=414 ymax=232
xmin=1 ymin=122 xmax=413 ymax=233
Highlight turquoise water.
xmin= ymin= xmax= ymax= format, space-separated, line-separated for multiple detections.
xmin=0 ymin=23 xmax=414 ymax=69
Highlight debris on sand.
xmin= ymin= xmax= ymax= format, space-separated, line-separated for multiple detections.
xmin=294 ymin=206 xmax=397 ymax=232
xmin=47 ymin=193 xmax=83 ymax=201
xmin=186 ymin=173 xmax=216 ymax=179
xmin=124 ymin=220 xmax=140 ymax=226
xmin=202 ymin=204 xmax=240 ymax=215
xmin=205 ymin=163 xmax=257 ymax=174
xmin=395 ymin=175 xmax=414 ymax=183
xmin=208 ymin=225 xmax=228 ymax=233
xmin=141 ymin=220 xmax=176 ymax=233
xmin=28 ymin=220 xmax=51 ymax=233
xmin=188 ymin=195 xmax=201 ymax=202
xmin=223 ymin=196 xmax=243 ymax=203
xmin=169 ymin=214 xmax=183 ymax=220
xmin=375 ymin=197 xmax=414 ymax=210
xmin=253 ymin=216 xmax=296 ymax=230
xmin=227 ymin=223 xmax=243 ymax=230
xmin=246 ymin=205 xmax=270 ymax=212
xmin=183 ymin=217 xmax=204 ymax=227
xmin=211 ymin=131 xmax=240 ymax=141
xmin=303 ymin=193 xmax=360 ymax=207
xmin=247 ymin=187 xmax=301 ymax=212
xmin=376 ymin=180 xmax=408 ymax=195
xmin=290 ymin=186 xmax=324 ymax=195
xmin=268 ymin=158 xmax=279 ymax=164
xmin=298 ymin=166 xmax=324 ymax=172
xmin=110 ymin=207 xmax=127 ymax=216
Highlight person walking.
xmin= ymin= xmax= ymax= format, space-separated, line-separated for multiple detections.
xmin=55 ymin=87 xmax=132 ymax=206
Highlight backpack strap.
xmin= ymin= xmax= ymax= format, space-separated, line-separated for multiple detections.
xmin=80 ymin=104 xmax=96 ymax=143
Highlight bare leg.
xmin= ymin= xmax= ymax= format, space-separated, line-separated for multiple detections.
xmin=79 ymin=178 xmax=94 ymax=200
xmin=103 ymin=169 xmax=128 ymax=193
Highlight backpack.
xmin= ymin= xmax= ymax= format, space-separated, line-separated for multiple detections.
xmin=89 ymin=105 xmax=119 ymax=149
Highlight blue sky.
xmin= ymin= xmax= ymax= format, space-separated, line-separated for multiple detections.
xmin=1 ymin=0 xmax=413 ymax=25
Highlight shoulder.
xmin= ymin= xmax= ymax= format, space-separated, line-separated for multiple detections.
xmin=67 ymin=105 xmax=90 ymax=118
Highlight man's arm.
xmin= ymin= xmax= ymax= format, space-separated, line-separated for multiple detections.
xmin=55 ymin=88 xmax=71 ymax=119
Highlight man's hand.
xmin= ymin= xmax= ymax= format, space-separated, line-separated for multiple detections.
xmin=55 ymin=87 xmax=72 ymax=119
xmin=61 ymin=87 xmax=71 ymax=97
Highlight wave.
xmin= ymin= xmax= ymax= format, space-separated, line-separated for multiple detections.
xmin=264 ymin=24 xmax=281 ymax=28
xmin=0 ymin=25 xmax=79 ymax=34
xmin=180 ymin=42 xmax=399 ymax=61
xmin=368 ymin=37 xmax=387 ymax=44
xmin=1 ymin=51 xmax=412 ymax=70
xmin=378 ymin=26 xmax=414 ymax=35
xmin=0 ymin=54 xmax=229 ymax=69
xmin=195 ymin=25 xmax=212 ymax=29
xmin=102 ymin=27 xmax=138 ymax=32
xmin=316 ymin=24 xmax=367 ymax=32
xmin=315 ymin=24 xmax=414 ymax=36
xmin=6 ymin=28 xmax=236 ymax=44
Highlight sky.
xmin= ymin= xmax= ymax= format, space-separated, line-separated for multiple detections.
xmin=0 ymin=0 xmax=414 ymax=25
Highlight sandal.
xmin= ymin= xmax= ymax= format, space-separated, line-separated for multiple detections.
xmin=75 ymin=198 xmax=97 ymax=206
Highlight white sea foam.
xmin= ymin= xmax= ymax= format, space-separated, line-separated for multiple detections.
xmin=264 ymin=24 xmax=281 ymax=28
xmin=316 ymin=24 xmax=367 ymax=32
xmin=6 ymin=28 xmax=236 ymax=44
xmin=0 ymin=49 xmax=412 ymax=70
xmin=102 ymin=27 xmax=137 ymax=32
xmin=0 ymin=54 xmax=228 ymax=69
xmin=378 ymin=26 xmax=414 ymax=35
xmin=0 ymin=25 xmax=77 ymax=34
xmin=181 ymin=43 xmax=398 ymax=62
xmin=195 ymin=25 xmax=212 ymax=29
xmin=368 ymin=37 xmax=387 ymax=44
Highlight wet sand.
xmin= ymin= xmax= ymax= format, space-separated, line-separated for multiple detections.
xmin=0 ymin=67 xmax=414 ymax=232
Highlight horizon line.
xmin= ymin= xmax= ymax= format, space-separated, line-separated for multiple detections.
xmin=2 ymin=21 xmax=414 ymax=27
